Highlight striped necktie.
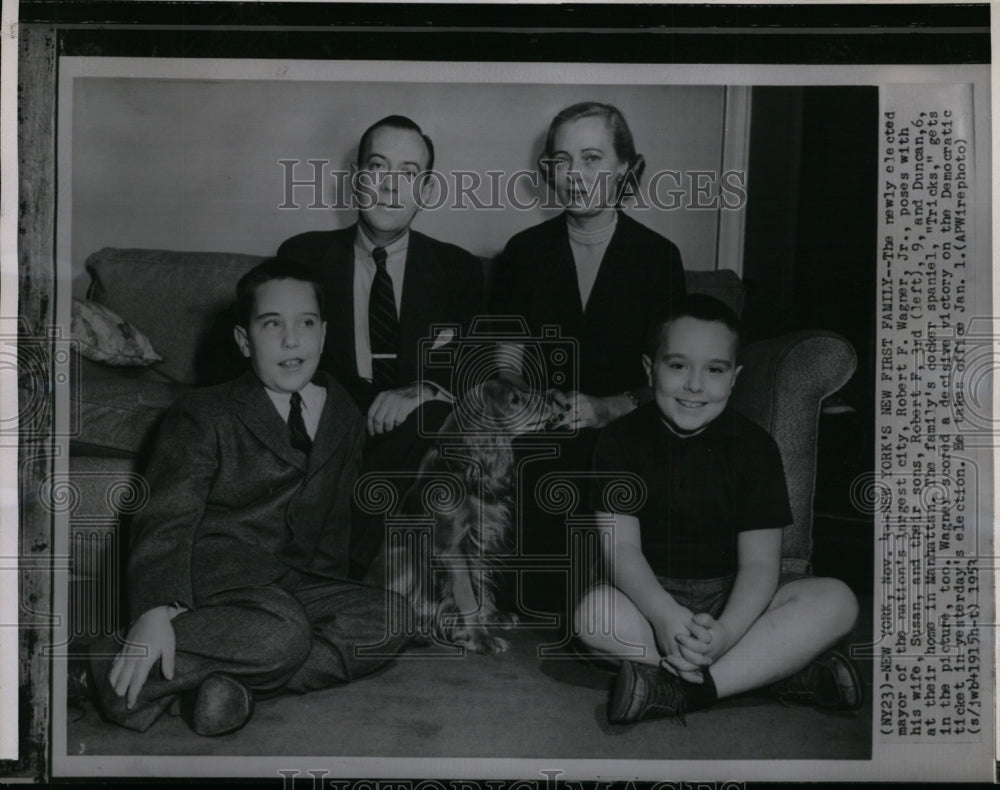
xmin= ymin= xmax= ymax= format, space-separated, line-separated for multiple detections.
xmin=288 ymin=391 xmax=312 ymax=454
xmin=368 ymin=246 xmax=399 ymax=391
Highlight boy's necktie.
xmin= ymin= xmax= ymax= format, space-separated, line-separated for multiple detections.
xmin=368 ymin=246 xmax=398 ymax=392
xmin=288 ymin=391 xmax=312 ymax=454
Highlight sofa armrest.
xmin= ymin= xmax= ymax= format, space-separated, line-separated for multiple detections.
xmin=72 ymin=359 xmax=190 ymax=457
xmin=730 ymin=331 xmax=857 ymax=573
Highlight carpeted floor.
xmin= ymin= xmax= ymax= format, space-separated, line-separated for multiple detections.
xmin=66 ymin=596 xmax=872 ymax=760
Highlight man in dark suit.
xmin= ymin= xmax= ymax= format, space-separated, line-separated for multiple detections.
xmin=278 ymin=116 xmax=484 ymax=575
xmin=278 ymin=115 xmax=483 ymax=428
xmin=91 ymin=259 xmax=410 ymax=736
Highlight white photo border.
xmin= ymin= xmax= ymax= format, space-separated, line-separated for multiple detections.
xmin=42 ymin=54 xmax=993 ymax=782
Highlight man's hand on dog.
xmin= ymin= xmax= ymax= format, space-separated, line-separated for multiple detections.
xmin=367 ymin=382 xmax=438 ymax=435
xmin=109 ymin=605 xmax=176 ymax=709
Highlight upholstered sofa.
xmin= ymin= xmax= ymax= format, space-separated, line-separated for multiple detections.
xmin=67 ymin=247 xmax=856 ymax=641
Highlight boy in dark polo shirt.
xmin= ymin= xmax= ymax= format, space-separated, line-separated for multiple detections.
xmin=576 ymin=294 xmax=862 ymax=724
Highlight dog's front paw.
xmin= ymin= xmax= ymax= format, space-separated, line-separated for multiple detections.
xmin=461 ymin=634 xmax=511 ymax=655
xmin=491 ymin=611 xmax=519 ymax=630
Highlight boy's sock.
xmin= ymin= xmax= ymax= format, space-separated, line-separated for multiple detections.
xmin=680 ymin=667 xmax=718 ymax=712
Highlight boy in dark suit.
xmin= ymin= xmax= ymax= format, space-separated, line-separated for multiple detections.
xmin=91 ymin=258 xmax=410 ymax=736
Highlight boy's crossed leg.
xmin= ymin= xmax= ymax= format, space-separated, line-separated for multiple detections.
xmin=709 ymin=575 xmax=859 ymax=698
xmin=91 ymin=585 xmax=311 ymax=733
xmin=91 ymin=580 xmax=409 ymax=734
xmin=575 ymin=575 xmax=861 ymax=722
xmin=283 ymin=578 xmax=411 ymax=692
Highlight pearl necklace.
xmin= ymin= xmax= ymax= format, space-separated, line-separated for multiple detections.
xmin=566 ymin=214 xmax=618 ymax=246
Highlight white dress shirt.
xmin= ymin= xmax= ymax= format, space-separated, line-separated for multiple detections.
xmin=265 ymin=382 xmax=327 ymax=440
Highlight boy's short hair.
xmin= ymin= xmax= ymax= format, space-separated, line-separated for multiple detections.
xmin=356 ymin=115 xmax=435 ymax=172
xmin=645 ymin=294 xmax=742 ymax=358
xmin=236 ymin=258 xmax=325 ymax=328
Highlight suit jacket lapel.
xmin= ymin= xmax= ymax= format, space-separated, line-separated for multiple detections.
xmin=304 ymin=372 xmax=351 ymax=476
xmin=320 ymin=227 xmax=358 ymax=382
xmin=397 ymin=231 xmax=439 ymax=383
xmin=229 ymin=372 xmax=307 ymax=472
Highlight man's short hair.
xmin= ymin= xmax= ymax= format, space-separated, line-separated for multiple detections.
xmin=356 ymin=115 xmax=435 ymax=172
xmin=645 ymin=293 xmax=742 ymax=358
xmin=236 ymin=258 xmax=325 ymax=328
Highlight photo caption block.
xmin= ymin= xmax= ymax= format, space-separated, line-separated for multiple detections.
xmin=876 ymin=83 xmax=986 ymax=744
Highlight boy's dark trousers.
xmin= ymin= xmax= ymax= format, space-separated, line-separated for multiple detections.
xmin=91 ymin=574 xmax=410 ymax=732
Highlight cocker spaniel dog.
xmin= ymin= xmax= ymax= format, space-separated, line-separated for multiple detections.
xmin=373 ymin=377 xmax=560 ymax=654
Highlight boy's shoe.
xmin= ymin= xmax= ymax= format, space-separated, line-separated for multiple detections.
xmin=608 ymin=660 xmax=686 ymax=725
xmin=769 ymin=649 xmax=863 ymax=711
xmin=190 ymin=673 xmax=254 ymax=736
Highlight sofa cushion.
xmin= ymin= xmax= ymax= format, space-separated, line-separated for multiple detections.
xmin=86 ymin=248 xmax=263 ymax=384
xmin=73 ymin=369 xmax=189 ymax=456
xmin=71 ymin=298 xmax=162 ymax=366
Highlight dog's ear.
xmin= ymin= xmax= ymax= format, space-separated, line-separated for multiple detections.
xmin=472 ymin=442 xmax=514 ymax=498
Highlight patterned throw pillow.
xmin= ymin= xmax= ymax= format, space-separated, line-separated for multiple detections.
xmin=71 ymin=299 xmax=162 ymax=366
